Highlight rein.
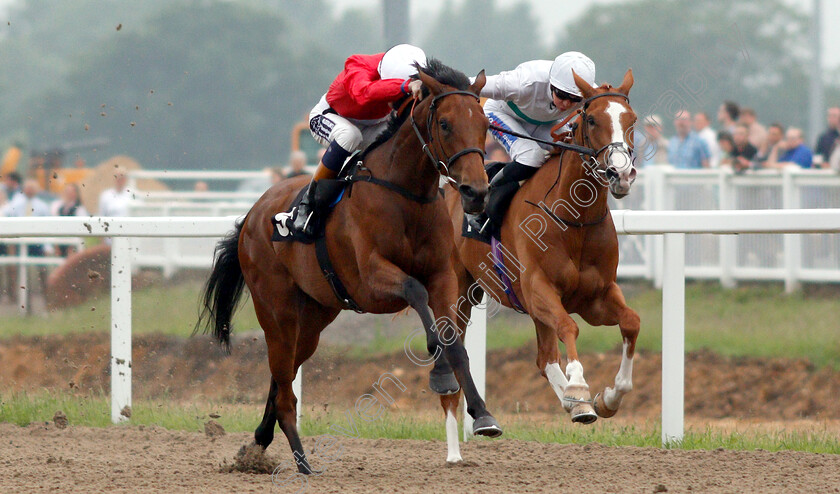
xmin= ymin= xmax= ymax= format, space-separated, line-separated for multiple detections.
xmin=488 ymin=91 xmax=632 ymax=162
xmin=347 ymin=89 xmax=486 ymax=204
xmin=514 ymin=91 xmax=631 ymax=228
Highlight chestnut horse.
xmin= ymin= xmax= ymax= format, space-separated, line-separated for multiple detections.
xmin=198 ymin=60 xmax=503 ymax=474
xmin=436 ymin=70 xmax=639 ymax=463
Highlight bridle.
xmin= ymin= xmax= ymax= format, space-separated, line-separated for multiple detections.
xmin=575 ymin=91 xmax=634 ymax=179
xmin=345 ymin=89 xmax=486 ymax=205
xmin=409 ymin=90 xmax=485 ymax=186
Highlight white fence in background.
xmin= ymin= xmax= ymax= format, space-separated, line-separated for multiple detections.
xmin=611 ymin=165 xmax=840 ymax=291
xmin=0 ymin=237 xmax=85 ymax=314
xmin=123 ymin=166 xmax=840 ymax=291
xmin=2 ymin=210 xmax=839 ymax=445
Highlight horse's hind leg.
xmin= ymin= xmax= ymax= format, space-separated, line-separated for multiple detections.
xmin=588 ymin=283 xmax=640 ymax=418
xmin=255 ymin=293 xmax=337 ymax=475
xmin=255 ymin=377 xmax=279 ymax=449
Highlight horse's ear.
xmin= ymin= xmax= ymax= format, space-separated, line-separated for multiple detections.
xmin=469 ymin=69 xmax=486 ymax=96
xmin=417 ymin=69 xmax=444 ymax=96
xmin=618 ymin=68 xmax=634 ymax=96
xmin=572 ymin=69 xmax=596 ymax=99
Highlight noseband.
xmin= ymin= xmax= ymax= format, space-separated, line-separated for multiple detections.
xmin=409 ymin=90 xmax=485 ymax=185
xmin=576 ymin=91 xmax=633 ymax=174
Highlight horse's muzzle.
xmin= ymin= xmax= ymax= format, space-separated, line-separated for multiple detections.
xmin=607 ymin=165 xmax=636 ymax=199
xmin=458 ymin=184 xmax=488 ymax=214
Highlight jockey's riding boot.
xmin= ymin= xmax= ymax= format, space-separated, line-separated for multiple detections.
xmin=485 ymin=161 xmax=538 ymax=227
xmin=292 ymin=164 xmax=339 ymax=237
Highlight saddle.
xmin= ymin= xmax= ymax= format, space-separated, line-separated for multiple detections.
xmin=271 ymin=179 xmax=347 ymax=244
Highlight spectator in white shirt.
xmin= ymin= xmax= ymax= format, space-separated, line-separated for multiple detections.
xmin=693 ymin=111 xmax=720 ymax=167
xmin=3 ymin=179 xmax=50 ymax=295
xmin=98 ymin=170 xmax=134 ymax=217
xmin=3 ymin=179 xmax=50 ymax=217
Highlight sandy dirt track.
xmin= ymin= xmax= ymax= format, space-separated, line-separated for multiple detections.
xmin=2 ymin=422 xmax=840 ymax=494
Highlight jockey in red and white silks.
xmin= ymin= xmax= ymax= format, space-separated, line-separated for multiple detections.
xmin=469 ymin=52 xmax=597 ymax=228
xmin=294 ymin=44 xmax=426 ymax=236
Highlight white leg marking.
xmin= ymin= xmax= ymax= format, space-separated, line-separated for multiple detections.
xmin=603 ymin=340 xmax=634 ymax=410
xmin=565 ymin=360 xmax=587 ymax=387
xmin=445 ymin=410 xmax=462 ymax=463
xmin=544 ymin=362 xmax=569 ymax=401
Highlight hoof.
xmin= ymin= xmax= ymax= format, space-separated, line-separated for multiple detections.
xmin=562 ymin=384 xmax=592 ymax=413
xmin=429 ymin=371 xmax=460 ymax=395
xmin=472 ymin=415 xmax=503 ymax=438
xmin=570 ymin=403 xmax=598 ymax=425
xmin=593 ymin=392 xmax=618 ymax=418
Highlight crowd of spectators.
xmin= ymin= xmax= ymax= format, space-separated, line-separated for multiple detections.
xmin=636 ymin=101 xmax=840 ymax=172
xmin=0 ymin=167 xmax=133 ymax=302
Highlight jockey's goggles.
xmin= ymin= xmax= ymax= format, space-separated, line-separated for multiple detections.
xmin=551 ymin=86 xmax=582 ymax=103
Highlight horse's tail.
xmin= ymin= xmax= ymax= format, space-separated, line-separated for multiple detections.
xmin=196 ymin=219 xmax=246 ymax=353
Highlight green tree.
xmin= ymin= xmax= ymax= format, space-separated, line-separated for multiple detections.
xmin=0 ymin=0 xmax=170 ymax=138
xmin=421 ymin=0 xmax=543 ymax=76
xmin=15 ymin=0 xmax=382 ymax=170
xmin=556 ymin=0 xmax=814 ymax=132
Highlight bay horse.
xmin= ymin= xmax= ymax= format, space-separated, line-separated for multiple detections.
xmin=436 ymin=70 xmax=639 ymax=462
xmin=198 ymin=60 xmax=503 ymax=474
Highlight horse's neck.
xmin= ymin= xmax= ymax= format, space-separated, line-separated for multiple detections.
xmin=368 ymin=119 xmax=440 ymax=200
xmin=540 ymin=151 xmax=609 ymax=224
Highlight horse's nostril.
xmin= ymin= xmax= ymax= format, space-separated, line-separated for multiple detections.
xmin=459 ymin=185 xmax=478 ymax=199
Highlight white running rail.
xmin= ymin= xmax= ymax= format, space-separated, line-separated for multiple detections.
xmin=2 ymin=210 xmax=839 ymax=445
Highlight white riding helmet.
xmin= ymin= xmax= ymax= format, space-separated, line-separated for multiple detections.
xmin=378 ymin=44 xmax=427 ymax=80
xmin=549 ymin=51 xmax=596 ymax=98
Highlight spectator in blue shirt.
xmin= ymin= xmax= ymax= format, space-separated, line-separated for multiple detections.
xmin=667 ymin=110 xmax=710 ymax=169
xmin=766 ymin=127 xmax=814 ymax=169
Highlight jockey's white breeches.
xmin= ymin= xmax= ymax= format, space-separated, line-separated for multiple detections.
xmin=309 ymin=94 xmax=388 ymax=153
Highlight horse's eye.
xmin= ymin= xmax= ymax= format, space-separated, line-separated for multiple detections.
xmin=587 ymin=116 xmax=596 ymax=126
xmin=440 ymin=120 xmax=451 ymax=132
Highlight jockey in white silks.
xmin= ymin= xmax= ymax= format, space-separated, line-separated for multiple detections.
xmin=469 ymin=51 xmax=597 ymax=229
xmin=293 ymin=44 xmax=426 ymax=236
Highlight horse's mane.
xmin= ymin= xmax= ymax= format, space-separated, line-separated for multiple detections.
xmin=360 ymin=58 xmax=470 ymax=158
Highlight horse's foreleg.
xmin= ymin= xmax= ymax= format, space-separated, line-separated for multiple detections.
xmin=437 ymin=283 xmax=472 ymax=463
xmin=534 ymin=320 xmax=569 ymax=401
xmin=423 ymin=273 xmax=502 ymax=438
xmin=524 ymin=272 xmax=596 ymax=424
xmin=430 ymin=288 xmax=472 ymax=395
xmin=591 ymin=283 xmax=640 ymax=418
xmin=440 ymin=392 xmax=463 ymax=463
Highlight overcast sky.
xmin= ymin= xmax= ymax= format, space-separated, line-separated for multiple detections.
xmin=334 ymin=0 xmax=840 ymax=72
xmin=0 ymin=0 xmax=836 ymax=70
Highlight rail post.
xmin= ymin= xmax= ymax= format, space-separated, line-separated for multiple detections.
xmin=293 ymin=369 xmax=302 ymax=428
xmin=782 ymin=166 xmax=802 ymax=293
xmin=661 ymin=233 xmax=685 ymax=445
xmin=18 ymin=244 xmax=29 ymax=315
xmin=463 ymin=294 xmax=488 ymax=441
xmin=718 ymin=168 xmax=736 ymax=288
xmin=111 ymin=237 xmax=133 ymax=423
